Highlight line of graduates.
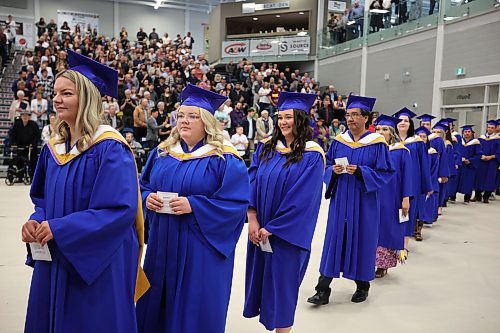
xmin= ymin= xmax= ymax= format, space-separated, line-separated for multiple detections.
xmin=21 ymin=49 xmax=500 ymax=333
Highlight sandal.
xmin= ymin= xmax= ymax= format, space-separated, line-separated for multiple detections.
xmin=375 ymin=268 xmax=387 ymax=278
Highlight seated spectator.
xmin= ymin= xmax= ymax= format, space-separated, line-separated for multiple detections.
xmin=255 ymin=110 xmax=274 ymax=141
xmin=313 ymin=118 xmax=330 ymax=151
xmin=105 ymin=105 xmax=124 ymax=132
xmin=9 ymin=91 xmax=30 ymax=122
xmin=41 ymin=113 xmax=56 ymax=145
xmin=30 ymin=91 xmax=48 ymax=127
xmin=230 ymin=125 xmax=248 ymax=157
xmin=9 ymin=110 xmax=40 ymax=177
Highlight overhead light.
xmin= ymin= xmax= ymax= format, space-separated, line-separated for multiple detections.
xmin=154 ymin=0 xmax=162 ymax=9
xmin=299 ymin=11 xmax=305 ymax=15
xmin=443 ymin=16 xmax=457 ymax=21
xmin=253 ymin=17 xmax=258 ymax=21
xmin=275 ymin=14 xmax=281 ymax=18
xmin=297 ymin=31 xmax=308 ymax=36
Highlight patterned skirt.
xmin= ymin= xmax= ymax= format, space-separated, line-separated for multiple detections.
xmin=376 ymin=246 xmax=398 ymax=269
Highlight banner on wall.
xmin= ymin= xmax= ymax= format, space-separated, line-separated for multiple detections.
xmin=57 ymin=10 xmax=99 ymax=34
xmin=0 ymin=20 xmax=35 ymax=49
xmin=249 ymin=38 xmax=280 ymax=56
xmin=221 ymin=40 xmax=250 ymax=57
xmin=222 ymin=36 xmax=310 ymax=57
xmin=279 ymin=36 xmax=310 ymax=55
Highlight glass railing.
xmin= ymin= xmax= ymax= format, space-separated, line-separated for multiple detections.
xmin=317 ymin=0 xmax=499 ymax=59
xmin=444 ymin=0 xmax=500 ymax=22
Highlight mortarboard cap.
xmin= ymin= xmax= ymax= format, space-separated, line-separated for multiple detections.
xmin=180 ymin=83 xmax=228 ymax=114
xmin=416 ymin=114 xmax=435 ymax=122
xmin=392 ymin=107 xmax=416 ymax=119
xmin=432 ymin=121 xmax=449 ymax=131
xmin=446 ymin=117 xmax=457 ymax=123
xmin=276 ymin=91 xmax=317 ymax=113
xmin=415 ymin=126 xmax=432 ymax=136
xmin=460 ymin=124 xmax=475 ymax=132
xmin=486 ymin=119 xmax=497 ymax=127
xmin=374 ymin=114 xmax=402 ymax=128
xmin=67 ymin=49 xmax=119 ymax=99
xmin=346 ymin=94 xmax=377 ymax=112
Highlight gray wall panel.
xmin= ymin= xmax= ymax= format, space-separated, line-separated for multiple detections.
xmin=442 ymin=19 xmax=500 ymax=81
xmin=365 ymin=37 xmax=437 ymax=115
xmin=317 ymin=51 xmax=363 ymax=96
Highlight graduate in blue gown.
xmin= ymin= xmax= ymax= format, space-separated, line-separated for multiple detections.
xmin=423 ymin=119 xmax=449 ymax=221
xmin=432 ymin=120 xmax=454 ymax=215
xmin=394 ymin=108 xmax=432 ymax=243
xmin=472 ymin=120 xmax=499 ymax=203
xmin=458 ymin=125 xmax=483 ymax=203
xmin=308 ymin=95 xmax=394 ymax=305
xmin=243 ymin=92 xmax=325 ymax=332
xmin=446 ymin=118 xmax=462 ymax=203
xmin=374 ymin=115 xmax=413 ymax=278
xmin=415 ymin=127 xmax=439 ymax=226
xmin=21 ymin=50 xmax=149 ymax=333
xmin=136 ymin=84 xmax=249 ymax=333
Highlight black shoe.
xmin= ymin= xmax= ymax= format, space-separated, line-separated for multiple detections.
xmin=483 ymin=197 xmax=489 ymax=204
xmin=351 ymin=289 xmax=369 ymax=303
xmin=307 ymin=289 xmax=331 ymax=305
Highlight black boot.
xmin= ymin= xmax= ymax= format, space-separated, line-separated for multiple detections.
xmin=470 ymin=190 xmax=482 ymax=202
xmin=307 ymin=276 xmax=332 ymax=305
xmin=464 ymin=194 xmax=471 ymax=204
xmin=483 ymin=192 xmax=491 ymax=204
xmin=351 ymin=280 xmax=370 ymax=303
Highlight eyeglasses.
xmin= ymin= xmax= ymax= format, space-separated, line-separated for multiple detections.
xmin=176 ymin=113 xmax=201 ymax=122
xmin=346 ymin=112 xmax=363 ymax=119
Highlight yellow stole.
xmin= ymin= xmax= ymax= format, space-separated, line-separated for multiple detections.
xmin=47 ymin=131 xmax=150 ymax=302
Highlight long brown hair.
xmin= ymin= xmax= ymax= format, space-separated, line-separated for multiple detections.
xmin=259 ymin=109 xmax=312 ymax=167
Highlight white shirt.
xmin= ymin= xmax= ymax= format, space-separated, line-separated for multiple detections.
xmin=231 ymin=133 xmax=248 ymax=156
xmin=258 ymin=87 xmax=271 ymax=104
xmin=37 ymin=67 xmax=54 ymax=79
xmin=31 ymin=98 xmax=48 ymax=121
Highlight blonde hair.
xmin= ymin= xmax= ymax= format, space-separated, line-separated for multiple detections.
xmin=158 ymin=106 xmax=225 ymax=158
xmin=54 ymin=70 xmax=106 ymax=152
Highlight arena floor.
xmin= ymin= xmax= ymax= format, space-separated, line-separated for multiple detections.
xmin=1 ymin=182 xmax=499 ymax=332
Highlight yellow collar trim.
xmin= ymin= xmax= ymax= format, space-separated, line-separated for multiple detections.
xmin=335 ymin=131 xmax=388 ymax=148
xmin=390 ymin=142 xmax=410 ymax=152
xmin=428 ymin=147 xmax=438 ymax=154
xmin=463 ymin=138 xmax=480 ymax=146
xmin=258 ymin=138 xmax=326 ymax=167
xmin=163 ymin=140 xmax=242 ymax=161
xmin=403 ymin=136 xmax=423 ymax=144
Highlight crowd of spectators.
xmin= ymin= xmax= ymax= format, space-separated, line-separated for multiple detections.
xmin=6 ymin=16 xmax=364 ymax=170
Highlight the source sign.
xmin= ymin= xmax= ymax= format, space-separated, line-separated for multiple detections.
xmin=279 ymin=36 xmax=310 ymax=55
xmin=222 ymin=36 xmax=310 ymax=57
xmin=249 ymin=38 xmax=279 ymax=56
xmin=222 ymin=40 xmax=250 ymax=57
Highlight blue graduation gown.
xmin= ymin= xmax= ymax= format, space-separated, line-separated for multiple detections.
xmin=448 ymin=136 xmax=462 ymax=198
xmin=401 ymin=136 xmax=431 ymax=236
xmin=243 ymin=140 xmax=325 ymax=330
xmin=136 ymin=140 xmax=249 ymax=333
xmin=439 ymin=141 xmax=455 ymax=206
xmin=419 ymin=148 xmax=439 ymax=224
xmin=378 ymin=143 xmax=413 ymax=250
xmin=476 ymin=134 xmax=499 ymax=192
xmin=319 ymin=131 xmax=394 ymax=282
xmin=458 ymin=139 xmax=483 ymax=196
xmin=26 ymin=129 xmax=143 ymax=332
xmin=429 ymin=134 xmax=449 ymax=219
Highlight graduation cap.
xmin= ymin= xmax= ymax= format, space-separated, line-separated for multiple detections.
xmin=415 ymin=126 xmax=432 ymax=136
xmin=276 ymin=91 xmax=317 ymax=113
xmin=486 ymin=119 xmax=497 ymax=127
xmin=432 ymin=120 xmax=449 ymax=131
xmin=416 ymin=114 xmax=435 ymax=122
xmin=67 ymin=49 xmax=119 ymax=99
xmin=346 ymin=94 xmax=377 ymax=112
xmin=446 ymin=117 xmax=457 ymax=123
xmin=392 ymin=107 xmax=416 ymax=119
xmin=180 ymin=84 xmax=228 ymax=115
xmin=374 ymin=114 xmax=402 ymax=128
xmin=460 ymin=124 xmax=475 ymax=132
